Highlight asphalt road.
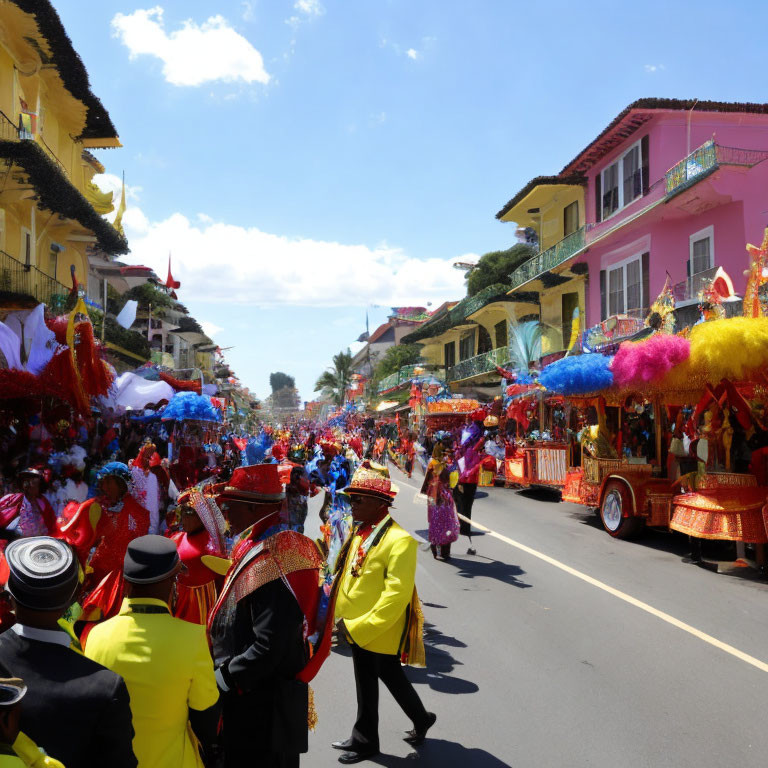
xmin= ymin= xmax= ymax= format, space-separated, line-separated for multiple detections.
xmin=303 ymin=466 xmax=768 ymax=767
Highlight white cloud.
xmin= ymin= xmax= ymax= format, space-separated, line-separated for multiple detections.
xmin=111 ymin=7 xmax=270 ymax=86
xmin=241 ymin=1 xmax=255 ymax=22
xmin=119 ymin=206 xmax=468 ymax=308
xmin=644 ymin=63 xmax=665 ymax=73
xmin=287 ymin=0 xmax=324 ymax=27
xmin=200 ymin=321 xmax=224 ymax=338
xmin=295 ymin=0 xmax=323 ymax=16
xmin=382 ymin=36 xmax=435 ymax=61
xmin=92 ymin=173 xmax=142 ymax=203
xmin=406 ymin=48 xmax=419 ymax=60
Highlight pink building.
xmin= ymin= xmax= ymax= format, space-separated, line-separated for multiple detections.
xmin=572 ymin=99 xmax=768 ymax=326
xmin=502 ymin=99 xmax=768 ymax=343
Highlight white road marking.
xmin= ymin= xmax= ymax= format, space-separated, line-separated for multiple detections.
xmin=396 ymin=475 xmax=768 ymax=675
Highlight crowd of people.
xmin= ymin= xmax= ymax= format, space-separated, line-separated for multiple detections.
xmin=0 ymin=400 xmax=517 ymax=766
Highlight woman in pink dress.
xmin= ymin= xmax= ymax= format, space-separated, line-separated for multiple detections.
xmin=0 ymin=467 xmax=57 ymax=541
xmin=420 ymin=445 xmax=460 ymax=560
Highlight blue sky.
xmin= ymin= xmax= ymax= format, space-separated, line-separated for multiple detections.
xmin=56 ymin=0 xmax=766 ymax=401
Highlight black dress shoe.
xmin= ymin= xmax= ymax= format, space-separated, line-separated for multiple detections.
xmin=404 ymin=711 xmax=437 ymax=745
xmin=338 ymin=748 xmax=380 ymax=764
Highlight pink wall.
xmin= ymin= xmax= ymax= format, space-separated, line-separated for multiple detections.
xmin=580 ymin=110 xmax=768 ymax=324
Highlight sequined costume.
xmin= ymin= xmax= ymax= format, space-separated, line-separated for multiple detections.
xmin=170 ymin=529 xmax=224 ymax=625
xmin=60 ymin=494 xmax=150 ymax=622
xmin=0 ymin=494 xmax=57 ymax=539
xmin=208 ymin=528 xmax=323 ymax=765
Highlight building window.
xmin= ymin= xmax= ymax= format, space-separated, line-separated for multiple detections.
xmin=20 ymin=228 xmax=31 ymax=266
xmin=494 ymin=320 xmax=508 ymax=349
xmin=459 ymin=332 xmax=474 ymax=361
xmin=601 ymin=140 xmax=643 ymax=220
xmin=444 ymin=341 xmax=456 ymax=369
xmin=689 ymin=226 xmax=714 ymax=276
xmin=606 ymin=254 xmax=643 ymax=316
xmin=561 ymin=292 xmax=579 ymax=348
xmin=563 ymin=201 xmax=579 ymax=237
xmin=477 ymin=325 xmax=492 ymax=354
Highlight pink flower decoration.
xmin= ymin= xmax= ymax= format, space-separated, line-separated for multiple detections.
xmin=611 ymin=334 xmax=691 ymax=388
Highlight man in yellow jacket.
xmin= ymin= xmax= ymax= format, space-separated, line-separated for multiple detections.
xmin=333 ymin=462 xmax=436 ymax=764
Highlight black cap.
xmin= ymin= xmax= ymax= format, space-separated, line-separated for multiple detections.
xmin=5 ymin=537 xmax=78 ymax=612
xmin=123 ymin=536 xmax=180 ymax=584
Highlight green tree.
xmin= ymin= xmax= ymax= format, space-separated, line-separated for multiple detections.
xmin=314 ymin=349 xmax=353 ymax=405
xmin=466 ymin=243 xmax=536 ymax=296
xmin=269 ymin=372 xmax=295 ymax=392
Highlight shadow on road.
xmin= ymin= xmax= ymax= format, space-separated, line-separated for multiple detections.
xmin=370 ymin=739 xmax=512 ymax=767
xmin=407 ymin=620 xmax=479 ymax=695
xmin=517 ymin=487 xmax=563 ymax=504
xmin=443 ymin=554 xmax=532 ymax=589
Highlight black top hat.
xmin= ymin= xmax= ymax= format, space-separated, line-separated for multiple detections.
xmin=123 ymin=535 xmax=180 ymax=584
xmin=5 ymin=537 xmax=78 ymax=612
xmin=0 ymin=678 xmax=26 ymax=708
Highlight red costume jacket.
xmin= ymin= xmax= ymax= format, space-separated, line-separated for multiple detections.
xmin=60 ymin=494 xmax=150 ymax=622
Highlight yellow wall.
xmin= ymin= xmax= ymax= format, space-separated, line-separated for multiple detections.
xmin=0 ymin=10 xmax=108 ymax=298
xmin=538 ymin=187 xmax=584 ymax=252
xmin=539 ymin=279 xmax=586 ymax=355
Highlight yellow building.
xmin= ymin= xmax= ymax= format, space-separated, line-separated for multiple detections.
xmin=401 ymin=290 xmax=522 ymax=396
xmin=496 ymin=175 xmax=587 ymax=357
xmin=0 ymin=1 xmax=125 ymax=311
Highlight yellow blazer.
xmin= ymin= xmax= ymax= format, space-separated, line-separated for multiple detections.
xmin=335 ymin=520 xmax=417 ymax=655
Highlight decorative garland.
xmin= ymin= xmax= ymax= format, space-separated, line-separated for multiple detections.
xmin=13 ymin=0 xmax=119 ymax=141
xmin=0 ymin=140 xmax=128 ymax=254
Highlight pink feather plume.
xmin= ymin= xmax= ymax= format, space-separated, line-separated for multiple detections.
xmin=611 ymin=334 xmax=691 ymax=389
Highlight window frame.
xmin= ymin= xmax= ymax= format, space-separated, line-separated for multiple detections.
xmin=600 ymin=139 xmax=643 ymax=221
xmin=604 ymin=252 xmax=644 ymax=318
xmin=688 ymin=225 xmax=714 ymax=276
xmin=459 ymin=331 xmax=475 ymax=362
xmin=20 ymin=227 xmax=31 ymax=266
xmin=563 ymin=201 xmax=579 ymax=237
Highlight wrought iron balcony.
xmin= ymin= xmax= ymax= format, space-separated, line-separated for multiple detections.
xmin=447 ymin=346 xmax=512 ymax=382
xmin=508 ymin=226 xmax=586 ymax=290
xmin=671 ymin=266 xmax=719 ymax=303
xmin=0 ymin=249 xmax=70 ymax=311
xmin=665 ymin=140 xmax=717 ymax=197
xmin=377 ymin=364 xmax=446 ymax=393
xmin=665 ymin=140 xmax=768 ymax=198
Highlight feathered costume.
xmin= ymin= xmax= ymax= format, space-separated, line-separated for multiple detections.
xmin=169 ymin=488 xmax=228 ymax=625
xmin=60 ymin=463 xmax=150 ymax=622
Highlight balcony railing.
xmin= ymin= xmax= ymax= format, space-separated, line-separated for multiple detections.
xmin=447 ymin=346 xmax=512 ymax=382
xmin=377 ymin=364 xmax=446 ymax=393
xmin=665 ymin=140 xmax=717 ymax=197
xmin=0 ymin=249 xmax=70 ymax=311
xmin=0 ymin=110 xmax=69 ymax=176
xmin=671 ymin=266 xmax=719 ymax=303
xmin=0 ymin=111 xmax=18 ymax=141
xmin=508 ymin=226 xmax=586 ymax=290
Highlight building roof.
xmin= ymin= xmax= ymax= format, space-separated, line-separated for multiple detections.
xmin=559 ymin=98 xmax=768 ymax=176
xmin=495 ymin=174 xmax=586 ymax=221
xmin=13 ymin=0 xmax=119 ymax=143
xmin=402 ymin=284 xmax=515 ymax=343
xmin=368 ymin=322 xmax=393 ymax=344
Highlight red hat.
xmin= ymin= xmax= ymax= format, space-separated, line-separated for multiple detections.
xmin=149 ymin=452 xmax=162 ymax=468
xmin=218 ymin=464 xmax=285 ymax=504
xmin=471 ymin=408 xmax=487 ymax=422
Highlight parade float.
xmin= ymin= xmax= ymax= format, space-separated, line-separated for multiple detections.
xmin=523 ymin=234 xmax=768 ymax=562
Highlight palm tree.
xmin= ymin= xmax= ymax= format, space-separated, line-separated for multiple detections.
xmin=314 ymin=349 xmax=353 ymax=405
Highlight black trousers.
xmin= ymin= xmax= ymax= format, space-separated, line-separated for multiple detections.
xmin=453 ymin=482 xmax=478 ymax=536
xmin=350 ymin=643 xmax=429 ymax=750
